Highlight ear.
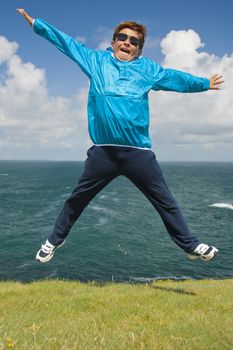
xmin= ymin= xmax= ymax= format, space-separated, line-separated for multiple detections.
xmin=111 ymin=40 xmax=115 ymax=49
xmin=137 ymin=49 xmax=142 ymax=57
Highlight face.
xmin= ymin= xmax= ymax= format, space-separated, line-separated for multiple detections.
xmin=111 ymin=28 xmax=142 ymax=62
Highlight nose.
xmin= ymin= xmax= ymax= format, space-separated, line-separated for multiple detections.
xmin=123 ymin=39 xmax=130 ymax=46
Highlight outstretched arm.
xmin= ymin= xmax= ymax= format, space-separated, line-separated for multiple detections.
xmin=17 ymin=9 xmax=95 ymax=78
xmin=209 ymin=74 xmax=224 ymax=90
xmin=152 ymin=63 xmax=225 ymax=93
xmin=17 ymin=8 xmax=34 ymax=26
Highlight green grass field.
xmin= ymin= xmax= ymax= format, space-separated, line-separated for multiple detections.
xmin=0 ymin=279 xmax=232 ymax=349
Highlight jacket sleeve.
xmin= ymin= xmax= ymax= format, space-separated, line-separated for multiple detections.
xmin=151 ymin=62 xmax=210 ymax=93
xmin=33 ymin=18 xmax=95 ymax=78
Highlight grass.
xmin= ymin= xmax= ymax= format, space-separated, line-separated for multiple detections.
xmin=0 ymin=279 xmax=232 ymax=349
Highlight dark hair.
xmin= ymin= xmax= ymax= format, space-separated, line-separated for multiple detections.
xmin=112 ymin=21 xmax=147 ymax=49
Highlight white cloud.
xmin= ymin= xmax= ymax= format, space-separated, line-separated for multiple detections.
xmin=97 ymin=39 xmax=111 ymax=50
xmin=0 ymin=35 xmax=89 ymax=159
xmin=0 ymin=36 xmax=18 ymax=63
xmin=149 ymin=29 xmax=233 ymax=159
xmin=144 ymin=36 xmax=160 ymax=50
xmin=75 ymin=35 xmax=87 ymax=44
xmin=160 ymin=29 xmax=204 ymax=56
xmin=94 ymin=25 xmax=113 ymax=50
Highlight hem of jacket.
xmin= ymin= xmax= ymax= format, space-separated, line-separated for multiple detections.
xmin=94 ymin=143 xmax=151 ymax=150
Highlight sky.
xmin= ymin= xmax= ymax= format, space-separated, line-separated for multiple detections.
xmin=0 ymin=0 xmax=233 ymax=161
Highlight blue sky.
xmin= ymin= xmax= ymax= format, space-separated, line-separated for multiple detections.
xmin=0 ymin=0 xmax=232 ymax=160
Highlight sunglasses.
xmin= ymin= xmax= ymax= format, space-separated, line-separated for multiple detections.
xmin=115 ymin=33 xmax=140 ymax=47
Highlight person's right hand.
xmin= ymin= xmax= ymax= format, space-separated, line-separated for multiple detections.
xmin=17 ymin=8 xmax=34 ymax=26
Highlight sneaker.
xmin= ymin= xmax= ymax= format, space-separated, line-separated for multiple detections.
xmin=188 ymin=243 xmax=219 ymax=261
xmin=36 ymin=239 xmax=65 ymax=263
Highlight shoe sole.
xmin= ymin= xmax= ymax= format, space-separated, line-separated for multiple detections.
xmin=36 ymin=241 xmax=65 ymax=263
xmin=36 ymin=251 xmax=55 ymax=263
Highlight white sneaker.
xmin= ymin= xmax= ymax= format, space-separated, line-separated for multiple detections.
xmin=188 ymin=243 xmax=218 ymax=261
xmin=36 ymin=239 xmax=65 ymax=263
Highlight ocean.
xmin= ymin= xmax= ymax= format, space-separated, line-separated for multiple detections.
xmin=0 ymin=160 xmax=232 ymax=282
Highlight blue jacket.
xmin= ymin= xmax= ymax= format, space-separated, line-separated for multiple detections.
xmin=33 ymin=19 xmax=210 ymax=149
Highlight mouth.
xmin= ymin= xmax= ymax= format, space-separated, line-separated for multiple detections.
xmin=120 ymin=47 xmax=130 ymax=54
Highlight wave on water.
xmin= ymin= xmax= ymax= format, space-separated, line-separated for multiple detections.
xmin=0 ymin=174 xmax=8 ymax=176
xmin=209 ymin=203 xmax=233 ymax=210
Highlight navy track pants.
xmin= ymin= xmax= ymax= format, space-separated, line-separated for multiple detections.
xmin=48 ymin=146 xmax=199 ymax=253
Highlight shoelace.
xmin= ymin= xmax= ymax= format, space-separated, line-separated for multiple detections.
xmin=41 ymin=243 xmax=54 ymax=253
xmin=197 ymin=244 xmax=209 ymax=255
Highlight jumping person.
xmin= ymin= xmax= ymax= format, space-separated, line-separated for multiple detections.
xmin=17 ymin=9 xmax=224 ymax=263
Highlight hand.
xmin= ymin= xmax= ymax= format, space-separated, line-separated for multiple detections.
xmin=17 ymin=8 xmax=34 ymax=26
xmin=209 ymin=74 xmax=224 ymax=90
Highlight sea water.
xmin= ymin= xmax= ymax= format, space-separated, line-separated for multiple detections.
xmin=0 ymin=160 xmax=232 ymax=282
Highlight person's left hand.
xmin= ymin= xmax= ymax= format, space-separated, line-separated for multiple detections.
xmin=209 ymin=74 xmax=224 ymax=90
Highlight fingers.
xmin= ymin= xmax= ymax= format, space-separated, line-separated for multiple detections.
xmin=214 ymin=74 xmax=224 ymax=84
xmin=17 ymin=8 xmax=33 ymax=25
xmin=17 ymin=8 xmax=29 ymax=18
xmin=17 ymin=8 xmax=24 ymax=14
xmin=17 ymin=8 xmax=26 ymax=17
xmin=209 ymin=74 xmax=225 ymax=90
